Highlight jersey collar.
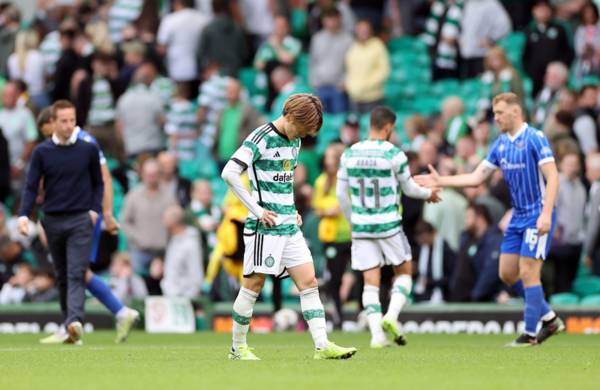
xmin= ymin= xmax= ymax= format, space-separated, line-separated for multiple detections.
xmin=506 ymin=122 xmax=527 ymax=142
xmin=51 ymin=126 xmax=80 ymax=145
xmin=270 ymin=122 xmax=289 ymax=140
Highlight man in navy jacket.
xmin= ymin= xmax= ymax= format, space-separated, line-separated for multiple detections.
xmin=18 ymin=100 xmax=103 ymax=345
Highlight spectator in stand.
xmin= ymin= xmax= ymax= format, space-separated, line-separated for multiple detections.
xmin=165 ymin=83 xmax=199 ymax=162
xmin=197 ymin=0 xmax=247 ymax=77
xmin=338 ymin=114 xmax=360 ymax=147
xmin=418 ymin=140 xmax=439 ymax=173
xmin=309 ymin=7 xmax=353 ymax=114
xmin=472 ymin=115 xmax=491 ymax=159
xmin=115 ymin=64 xmax=165 ymax=159
xmin=421 ymin=0 xmax=464 ymax=80
xmin=197 ymin=62 xmax=229 ymax=149
xmin=109 ymin=252 xmax=148 ymax=304
xmin=0 ymin=263 xmax=34 ymax=304
xmin=584 ymin=153 xmax=600 ymax=276
xmin=345 ymin=19 xmax=390 ymax=115
xmin=308 ymin=0 xmax=356 ymax=36
xmin=118 ymin=39 xmax=147 ymax=90
xmin=51 ymin=21 xmax=81 ymax=102
xmin=7 ymin=30 xmax=48 ymax=108
xmin=75 ymin=51 xmax=122 ymax=159
xmin=460 ymin=0 xmax=512 ymax=79
xmin=121 ymin=159 xmax=177 ymax=275
xmin=404 ymin=115 xmax=428 ymax=153
xmin=313 ymin=143 xmax=351 ymax=329
xmin=533 ymin=62 xmax=569 ymax=128
xmin=574 ymin=1 xmax=600 ymax=79
xmin=422 ymin=157 xmax=468 ymax=252
xmin=270 ymin=65 xmax=311 ymax=119
xmin=215 ymin=78 xmax=263 ymax=168
xmin=548 ymin=152 xmax=586 ymax=293
xmin=0 ymin=81 xmax=38 ymax=189
xmin=451 ymin=204 xmax=503 ymax=302
xmin=463 ymin=182 xmax=506 ymax=228
xmin=453 ymin=135 xmax=478 ymax=173
xmin=0 ymin=4 xmax=20 ymax=77
xmin=187 ymin=179 xmax=221 ymax=269
xmin=109 ymin=0 xmax=145 ymax=44
xmin=523 ymin=0 xmax=574 ymax=96
xmin=441 ymin=96 xmax=469 ymax=147
xmin=157 ymin=0 xmax=210 ymax=92
xmin=157 ymin=151 xmax=192 ymax=208
xmin=239 ymin=0 xmax=275 ymax=53
xmin=160 ymin=204 xmax=203 ymax=298
xmin=573 ymin=84 xmax=599 ymax=156
xmin=254 ymin=15 xmax=302 ymax=111
xmin=478 ymin=47 xmax=524 ymax=113
xmin=413 ymin=220 xmax=455 ymax=303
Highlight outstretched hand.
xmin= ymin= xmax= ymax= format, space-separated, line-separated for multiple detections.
xmin=427 ymin=187 xmax=442 ymax=203
xmin=414 ymin=164 xmax=441 ymax=189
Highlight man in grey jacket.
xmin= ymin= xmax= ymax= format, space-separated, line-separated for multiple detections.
xmin=309 ymin=8 xmax=353 ymax=113
xmin=584 ymin=153 xmax=600 ymax=276
xmin=161 ymin=205 xmax=203 ymax=298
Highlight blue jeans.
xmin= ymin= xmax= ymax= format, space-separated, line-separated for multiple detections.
xmin=316 ymin=86 xmax=348 ymax=113
xmin=130 ymin=248 xmax=159 ymax=276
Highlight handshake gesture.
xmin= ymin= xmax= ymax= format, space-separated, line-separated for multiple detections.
xmin=414 ymin=164 xmax=443 ymax=204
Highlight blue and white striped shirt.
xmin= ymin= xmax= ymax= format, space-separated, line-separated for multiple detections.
xmin=484 ymin=123 xmax=555 ymax=218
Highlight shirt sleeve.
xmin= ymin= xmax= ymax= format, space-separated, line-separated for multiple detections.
xmin=156 ymin=17 xmax=170 ymax=45
xmin=336 ymin=150 xmax=349 ymax=181
xmin=229 ymin=129 xmax=268 ymax=169
xmin=391 ymin=149 xmax=410 ymax=183
xmin=484 ymin=138 xmax=501 ymax=169
xmin=531 ymin=130 xmax=555 ymax=166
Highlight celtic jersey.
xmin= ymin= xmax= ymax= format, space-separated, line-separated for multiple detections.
xmin=230 ymin=123 xmax=300 ymax=236
xmin=338 ymin=140 xmax=410 ymax=239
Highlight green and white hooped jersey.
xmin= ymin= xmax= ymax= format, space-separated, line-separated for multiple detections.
xmin=230 ymin=123 xmax=301 ymax=236
xmin=338 ymin=140 xmax=411 ymax=239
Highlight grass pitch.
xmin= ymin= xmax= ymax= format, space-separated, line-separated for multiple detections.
xmin=1 ymin=331 xmax=599 ymax=390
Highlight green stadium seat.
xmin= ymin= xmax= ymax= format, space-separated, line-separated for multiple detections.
xmin=430 ymin=79 xmax=460 ymax=98
xmin=573 ymin=276 xmax=600 ymax=297
xmin=550 ymin=292 xmax=580 ymax=305
xmin=580 ymin=294 xmax=600 ymax=306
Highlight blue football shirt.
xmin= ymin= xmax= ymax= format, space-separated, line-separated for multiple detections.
xmin=484 ymin=123 xmax=555 ymax=218
xmin=76 ymin=127 xmax=106 ymax=165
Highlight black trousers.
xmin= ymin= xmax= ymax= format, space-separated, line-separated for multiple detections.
xmin=547 ymin=243 xmax=582 ymax=294
xmin=323 ymin=242 xmax=351 ymax=327
xmin=42 ymin=212 xmax=93 ymax=325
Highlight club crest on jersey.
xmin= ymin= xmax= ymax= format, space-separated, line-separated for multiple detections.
xmin=265 ymin=255 xmax=275 ymax=267
xmin=282 ymin=160 xmax=293 ymax=171
xmin=498 ymin=144 xmax=505 ymax=152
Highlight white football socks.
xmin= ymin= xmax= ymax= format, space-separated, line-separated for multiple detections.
xmin=362 ymin=285 xmax=385 ymax=342
xmin=232 ymin=287 xmax=258 ymax=350
xmin=300 ymin=287 xmax=329 ymax=349
xmin=384 ymin=274 xmax=412 ymax=322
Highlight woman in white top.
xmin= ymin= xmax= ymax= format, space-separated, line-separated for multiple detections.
xmin=7 ymin=30 xmax=48 ymax=107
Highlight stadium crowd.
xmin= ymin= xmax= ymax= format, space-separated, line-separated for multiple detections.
xmin=1 ymin=0 xmax=600 ymax=322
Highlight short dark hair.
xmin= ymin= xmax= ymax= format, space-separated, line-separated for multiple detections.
xmin=579 ymin=84 xmax=597 ymax=97
xmin=370 ymin=106 xmax=396 ymax=130
xmin=37 ymin=107 xmax=53 ymax=129
xmin=51 ymin=100 xmax=76 ymax=118
xmin=322 ymin=7 xmax=341 ymax=19
xmin=468 ymin=203 xmax=492 ymax=226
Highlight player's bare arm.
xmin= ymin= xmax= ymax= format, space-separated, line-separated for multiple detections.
xmin=537 ymin=161 xmax=559 ymax=235
xmin=414 ymin=161 xmax=495 ymax=189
